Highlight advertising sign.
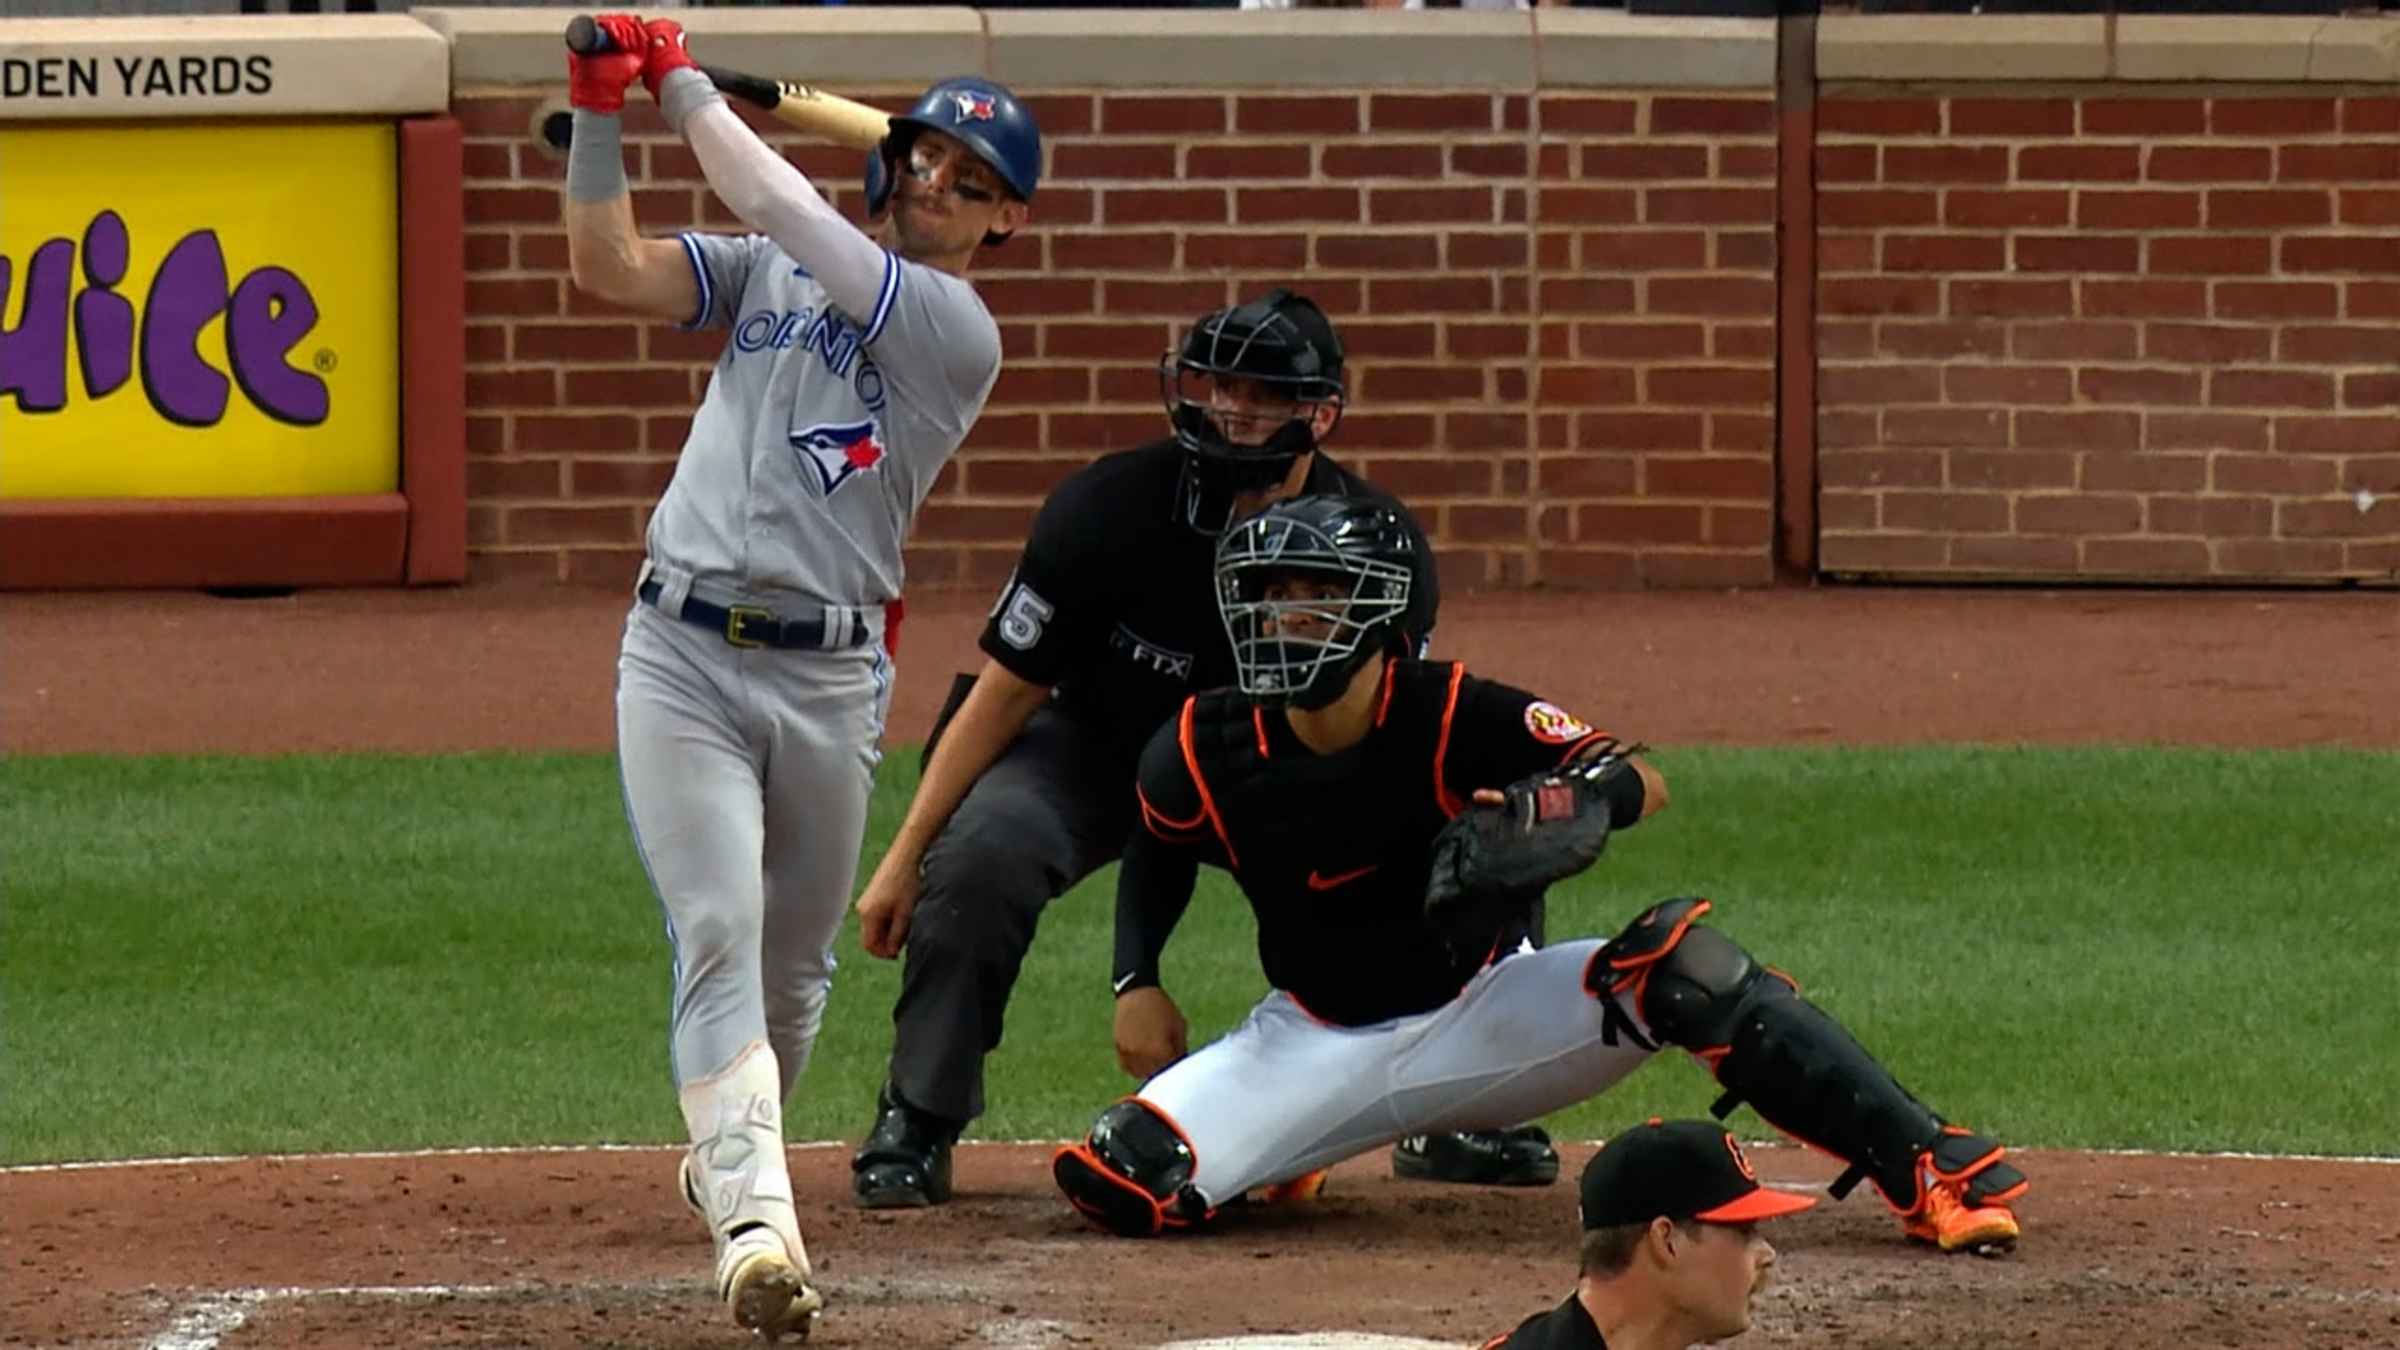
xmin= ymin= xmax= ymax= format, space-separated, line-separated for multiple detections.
xmin=0 ymin=120 xmax=399 ymax=498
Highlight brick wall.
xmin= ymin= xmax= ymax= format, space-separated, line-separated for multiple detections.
xmin=1535 ymin=92 xmax=1779 ymax=588
xmin=451 ymin=76 xmax=2400 ymax=592
xmin=453 ymin=88 xmax=1779 ymax=591
xmin=1816 ymin=92 xmax=2400 ymax=582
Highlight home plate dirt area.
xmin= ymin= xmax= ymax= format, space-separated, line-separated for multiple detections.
xmin=3 ymin=584 xmax=2396 ymax=1348
xmin=4 ymin=1145 xmax=2397 ymax=1348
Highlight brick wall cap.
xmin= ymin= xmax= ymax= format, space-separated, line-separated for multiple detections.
xmin=1534 ymin=13 xmax=1774 ymax=90
xmin=416 ymin=5 xmax=985 ymax=92
xmin=1819 ymin=15 xmax=2110 ymax=83
xmin=0 ymin=14 xmax=446 ymax=118
xmin=987 ymin=10 xmax=1533 ymax=90
xmin=2116 ymin=16 xmax=2400 ymax=84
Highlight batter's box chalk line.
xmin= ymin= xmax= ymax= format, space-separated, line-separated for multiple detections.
xmin=147 ymin=1285 xmax=513 ymax=1350
xmin=1157 ymin=1337 xmax=1465 ymax=1350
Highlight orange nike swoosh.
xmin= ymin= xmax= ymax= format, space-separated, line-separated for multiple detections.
xmin=1306 ymin=864 xmax=1379 ymax=892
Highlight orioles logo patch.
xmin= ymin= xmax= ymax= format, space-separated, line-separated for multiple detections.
xmin=1723 ymin=1131 xmax=1760 ymax=1182
xmin=1523 ymin=701 xmax=1594 ymax=745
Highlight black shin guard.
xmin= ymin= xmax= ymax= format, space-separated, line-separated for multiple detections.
xmin=1604 ymin=908 xmax=1945 ymax=1210
xmin=1692 ymin=973 xmax=1941 ymax=1206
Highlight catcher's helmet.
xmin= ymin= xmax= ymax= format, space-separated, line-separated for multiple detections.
xmin=865 ymin=76 xmax=1040 ymax=247
xmin=1164 ymin=289 xmax=1347 ymax=535
xmin=1215 ymin=494 xmax=1418 ymax=712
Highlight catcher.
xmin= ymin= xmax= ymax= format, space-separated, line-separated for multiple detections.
xmin=1052 ymin=494 xmax=2030 ymax=1256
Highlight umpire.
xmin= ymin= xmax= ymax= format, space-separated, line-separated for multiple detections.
xmin=850 ymin=289 xmax=1470 ymax=1207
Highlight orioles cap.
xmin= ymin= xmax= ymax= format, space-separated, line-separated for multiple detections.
xmin=1578 ymin=1118 xmax=1818 ymax=1229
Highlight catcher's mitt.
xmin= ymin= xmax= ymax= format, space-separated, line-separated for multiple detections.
xmin=1424 ymin=741 xmax=1644 ymax=940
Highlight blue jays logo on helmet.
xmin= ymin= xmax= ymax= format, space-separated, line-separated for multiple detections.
xmin=790 ymin=420 xmax=887 ymax=497
xmin=949 ymin=90 xmax=997 ymax=122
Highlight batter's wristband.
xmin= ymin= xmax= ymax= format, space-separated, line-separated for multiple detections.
xmin=565 ymin=108 xmax=629 ymax=202
xmin=658 ymin=65 xmax=724 ymax=138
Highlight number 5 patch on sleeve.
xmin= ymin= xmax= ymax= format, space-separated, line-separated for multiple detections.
xmin=998 ymin=582 xmax=1056 ymax=650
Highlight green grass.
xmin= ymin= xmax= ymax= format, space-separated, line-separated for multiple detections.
xmin=3 ymin=747 xmax=2394 ymax=1164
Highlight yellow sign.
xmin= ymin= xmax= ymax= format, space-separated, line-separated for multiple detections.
xmin=0 ymin=120 xmax=398 ymax=498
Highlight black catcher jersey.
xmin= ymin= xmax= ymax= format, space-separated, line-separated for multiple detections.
xmin=1134 ymin=659 xmax=1621 ymax=1027
xmin=975 ymin=440 xmax=1438 ymax=768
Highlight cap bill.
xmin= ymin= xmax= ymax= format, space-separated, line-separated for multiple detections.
xmin=1696 ymin=1186 xmax=1818 ymax=1223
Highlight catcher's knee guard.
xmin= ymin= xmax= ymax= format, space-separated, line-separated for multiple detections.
xmin=1051 ymin=1099 xmax=1212 ymax=1238
xmin=1589 ymin=898 xmax=2028 ymax=1217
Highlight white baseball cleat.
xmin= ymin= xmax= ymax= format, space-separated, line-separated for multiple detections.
xmin=715 ymin=1224 xmax=822 ymax=1341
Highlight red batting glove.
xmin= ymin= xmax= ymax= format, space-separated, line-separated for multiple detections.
xmin=566 ymin=13 xmax=648 ymax=116
xmin=641 ymin=18 xmax=700 ymax=103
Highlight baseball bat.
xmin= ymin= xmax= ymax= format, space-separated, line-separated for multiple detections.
xmin=551 ymin=15 xmax=892 ymax=153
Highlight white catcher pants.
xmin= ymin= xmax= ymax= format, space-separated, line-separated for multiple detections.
xmin=1139 ymin=939 xmax=1661 ymax=1206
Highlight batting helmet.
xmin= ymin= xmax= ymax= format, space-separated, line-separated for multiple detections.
xmin=1164 ymin=289 xmax=1348 ymax=535
xmin=1214 ymin=494 xmax=1419 ymax=712
xmin=865 ymin=76 xmax=1041 ymax=247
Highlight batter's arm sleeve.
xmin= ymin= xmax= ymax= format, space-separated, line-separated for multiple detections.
xmin=561 ymin=110 xmax=704 ymax=325
xmin=664 ymin=70 xmax=892 ymax=336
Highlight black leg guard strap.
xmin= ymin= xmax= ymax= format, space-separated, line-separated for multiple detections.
xmin=1051 ymin=1098 xmax=1212 ymax=1237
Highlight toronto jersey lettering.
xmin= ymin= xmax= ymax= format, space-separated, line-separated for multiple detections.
xmin=646 ymin=231 xmax=1000 ymax=606
xmin=1135 ymin=660 xmax=1617 ymax=1026
xmin=977 ymin=440 xmax=1440 ymax=765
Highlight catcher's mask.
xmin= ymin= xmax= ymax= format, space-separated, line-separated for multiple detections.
xmin=1215 ymin=494 xmax=1416 ymax=711
xmin=1163 ymin=289 xmax=1345 ymax=536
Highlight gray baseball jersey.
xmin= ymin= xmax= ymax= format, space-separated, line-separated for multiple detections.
xmin=647 ymin=231 xmax=1000 ymax=607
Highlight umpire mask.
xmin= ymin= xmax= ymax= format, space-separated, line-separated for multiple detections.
xmin=1215 ymin=495 xmax=1416 ymax=712
xmin=1163 ymin=290 xmax=1346 ymax=536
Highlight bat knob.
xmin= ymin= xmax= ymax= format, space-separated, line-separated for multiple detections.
xmin=563 ymin=14 xmax=610 ymax=56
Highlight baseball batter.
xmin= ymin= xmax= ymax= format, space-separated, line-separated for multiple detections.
xmin=1053 ymin=495 xmax=2031 ymax=1257
xmin=561 ymin=13 xmax=1039 ymax=1338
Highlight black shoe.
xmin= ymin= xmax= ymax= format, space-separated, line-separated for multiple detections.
xmin=1392 ymin=1125 xmax=1560 ymax=1187
xmin=851 ymin=1085 xmax=959 ymax=1209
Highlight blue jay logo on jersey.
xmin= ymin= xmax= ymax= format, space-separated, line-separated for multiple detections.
xmin=791 ymin=420 xmax=887 ymax=496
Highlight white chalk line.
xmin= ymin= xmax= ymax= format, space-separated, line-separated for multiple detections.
xmin=7 ymin=1139 xmax=2394 ymax=1175
xmin=148 ymin=1285 xmax=512 ymax=1350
